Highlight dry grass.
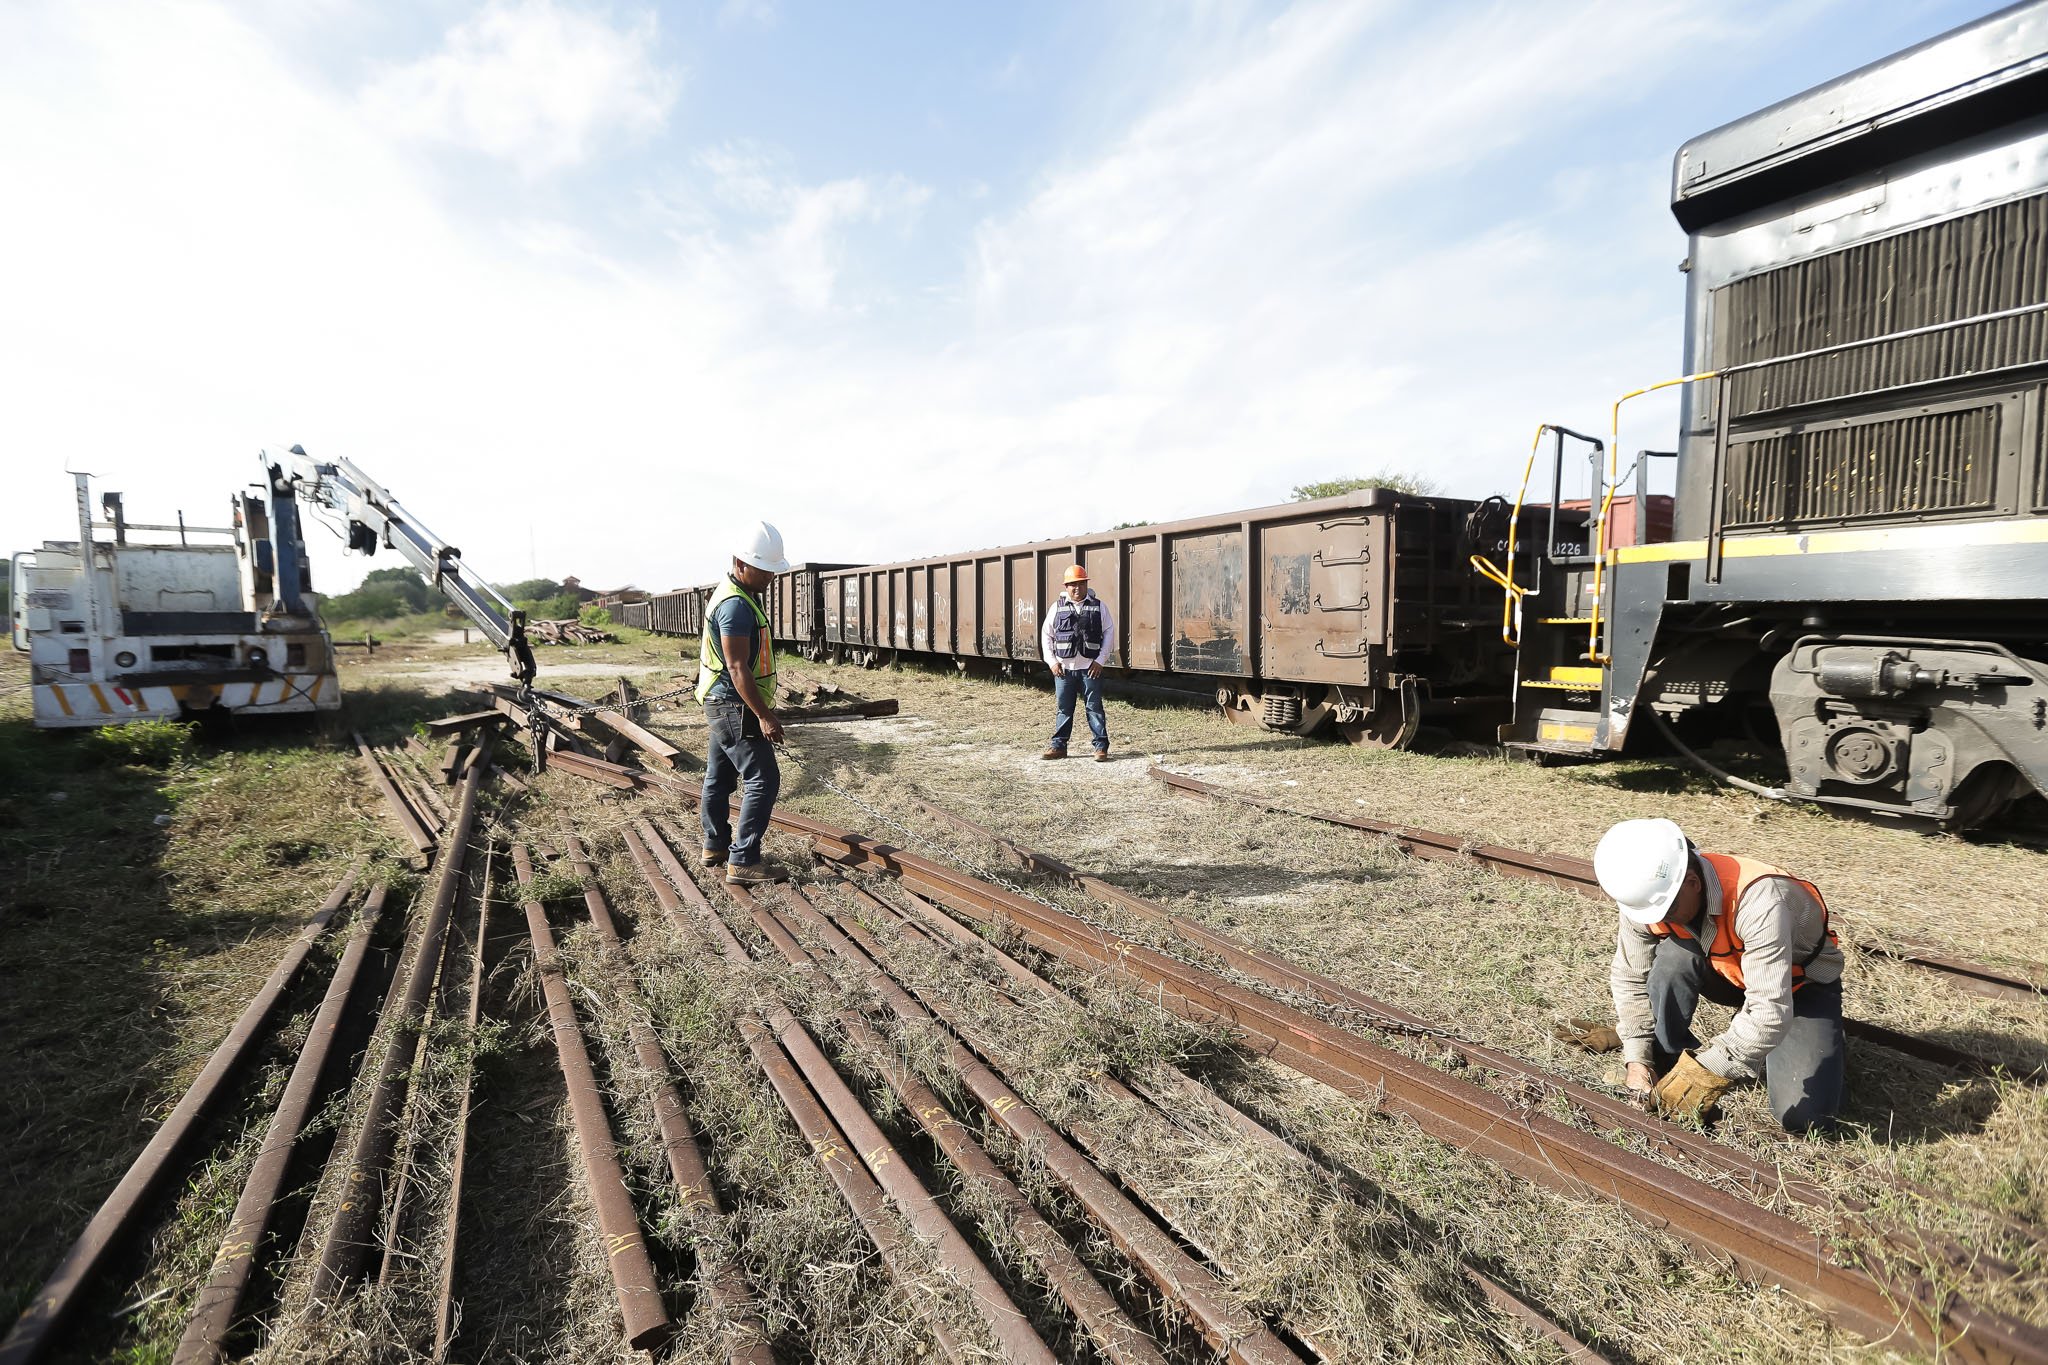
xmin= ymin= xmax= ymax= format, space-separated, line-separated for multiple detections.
xmin=616 ymin=653 xmax=2048 ymax=1352
xmin=16 ymin=628 xmax=2043 ymax=1363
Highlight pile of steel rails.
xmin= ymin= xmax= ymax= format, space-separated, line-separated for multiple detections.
xmin=2 ymin=741 xmax=499 ymax=1365
xmin=546 ymin=758 xmax=2046 ymax=1364
xmin=13 ymin=692 xmax=2047 ymax=1364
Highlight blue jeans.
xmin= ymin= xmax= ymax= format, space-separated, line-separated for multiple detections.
xmin=701 ymin=699 xmax=780 ymax=866
xmin=1051 ymin=668 xmax=1107 ymax=752
xmin=1647 ymin=935 xmax=1845 ymax=1132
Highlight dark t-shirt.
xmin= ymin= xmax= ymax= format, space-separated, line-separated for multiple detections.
xmin=702 ymin=587 xmax=762 ymax=703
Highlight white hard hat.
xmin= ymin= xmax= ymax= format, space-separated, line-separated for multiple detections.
xmin=1594 ymin=818 xmax=1692 ymax=924
xmin=735 ymin=520 xmax=790 ymax=575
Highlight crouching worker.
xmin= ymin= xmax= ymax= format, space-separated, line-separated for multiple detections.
xmin=1594 ymin=818 xmax=1846 ymax=1132
xmin=698 ymin=521 xmax=791 ymax=885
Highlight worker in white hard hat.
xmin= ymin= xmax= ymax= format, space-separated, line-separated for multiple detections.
xmin=1591 ymin=817 xmax=1846 ymax=1130
xmin=1039 ymin=563 xmax=1115 ymax=761
xmin=695 ymin=521 xmax=791 ymax=884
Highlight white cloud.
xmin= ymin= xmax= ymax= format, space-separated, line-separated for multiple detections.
xmin=0 ymin=0 xmax=1828 ymax=609
xmin=716 ymin=0 xmax=777 ymax=31
xmin=362 ymin=0 xmax=676 ymax=172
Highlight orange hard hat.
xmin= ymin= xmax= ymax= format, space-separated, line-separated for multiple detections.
xmin=1063 ymin=564 xmax=1088 ymax=584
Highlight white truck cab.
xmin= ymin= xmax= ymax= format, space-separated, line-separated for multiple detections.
xmin=10 ymin=471 xmax=340 ymax=727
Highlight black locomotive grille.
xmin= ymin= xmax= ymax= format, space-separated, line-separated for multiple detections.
xmin=2039 ymin=390 xmax=2048 ymax=509
xmin=1715 ymin=193 xmax=2048 ymax=417
xmin=1723 ymin=405 xmax=1997 ymax=526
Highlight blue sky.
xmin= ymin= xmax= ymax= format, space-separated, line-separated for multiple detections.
xmin=0 ymin=0 xmax=2002 ymax=596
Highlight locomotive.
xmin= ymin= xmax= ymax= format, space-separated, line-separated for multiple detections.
xmin=1493 ymin=1 xmax=2048 ymax=828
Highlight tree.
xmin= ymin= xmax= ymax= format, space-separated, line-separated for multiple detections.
xmin=322 ymin=585 xmax=411 ymax=622
xmin=1111 ymin=520 xmax=1151 ymax=530
xmin=1291 ymin=470 xmax=1437 ymax=500
xmin=501 ymin=577 xmax=561 ymax=603
xmin=357 ymin=566 xmax=444 ymax=614
xmin=517 ymin=591 xmax=582 ymax=621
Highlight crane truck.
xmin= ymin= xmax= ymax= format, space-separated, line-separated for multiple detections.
xmin=10 ymin=446 xmax=533 ymax=729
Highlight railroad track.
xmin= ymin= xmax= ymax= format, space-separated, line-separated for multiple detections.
xmin=1147 ymin=766 xmax=2048 ymax=1012
xmin=524 ymin=728 xmax=2048 ymax=1362
xmin=13 ymin=706 xmax=2046 ymax=1365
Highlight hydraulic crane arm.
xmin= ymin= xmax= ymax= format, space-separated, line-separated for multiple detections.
xmin=272 ymin=445 xmax=536 ymax=685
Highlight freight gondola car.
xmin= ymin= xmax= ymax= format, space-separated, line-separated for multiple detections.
xmin=640 ymin=564 xmax=857 ymax=650
xmin=793 ymin=492 xmax=1543 ymax=744
xmin=646 ymin=584 xmax=710 ymax=637
xmin=1489 ymin=2 xmax=2048 ymax=828
xmin=616 ymin=599 xmax=649 ymax=630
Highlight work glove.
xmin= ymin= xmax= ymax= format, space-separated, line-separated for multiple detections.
xmin=1550 ymin=1018 xmax=1623 ymax=1052
xmin=1653 ymin=1050 xmax=1734 ymax=1121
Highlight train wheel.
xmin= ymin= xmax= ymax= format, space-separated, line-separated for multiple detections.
xmin=1337 ymin=699 xmax=1422 ymax=749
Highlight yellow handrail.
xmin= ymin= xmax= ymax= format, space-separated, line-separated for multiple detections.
xmin=1468 ymin=424 xmax=1550 ymax=646
xmin=1587 ymin=371 xmax=1718 ymax=662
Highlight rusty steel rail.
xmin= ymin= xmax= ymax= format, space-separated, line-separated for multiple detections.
xmin=622 ymin=817 xmax=978 ymax=1361
xmin=553 ymin=747 xmax=2048 ymax=1358
xmin=686 ymin=873 xmax=1057 ymax=1364
xmin=909 ymin=800 xmax=1985 ymax=1204
xmin=819 ymin=870 xmax=1617 ymax=1365
xmin=737 ymin=1011 xmax=971 ymax=1364
xmin=905 ymin=801 xmax=2044 ymax=1301
xmin=1 ymin=862 xmax=364 ymax=1365
xmin=355 ymin=732 xmax=434 ymax=859
xmin=738 ymin=881 xmax=1172 ymax=1365
xmin=376 ymin=868 xmax=464 ymax=1290
xmin=176 ymin=883 xmax=391 ymax=1365
xmin=312 ymin=748 xmax=489 ymax=1300
xmin=557 ymin=833 xmax=774 ymax=1365
xmin=398 ymin=750 xmax=455 ymax=827
xmin=639 ymin=849 xmax=1300 ymax=1365
xmin=433 ymin=841 xmax=495 ymax=1362
xmin=624 ymin=823 xmax=1210 ymax=1365
xmin=779 ymin=699 xmax=901 ymax=724
xmin=622 ymin=778 xmax=2048 ymax=1365
xmin=511 ymin=844 xmax=672 ymax=1352
xmin=1146 ymin=767 xmax=2048 ymax=1006
xmin=769 ymin=1000 xmax=1055 ymax=1365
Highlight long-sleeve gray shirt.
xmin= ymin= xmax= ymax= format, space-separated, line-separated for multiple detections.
xmin=1610 ymin=859 xmax=1843 ymax=1079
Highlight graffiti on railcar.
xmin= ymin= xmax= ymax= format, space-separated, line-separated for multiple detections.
xmin=1273 ymin=553 xmax=1311 ymax=615
xmin=979 ymin=560 xmax=1004 ymax=656
xmin=1170 ymin=530 xmax=1246 ymax=674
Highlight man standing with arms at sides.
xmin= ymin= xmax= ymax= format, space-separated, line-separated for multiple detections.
xmin=696 ymin=522 xmax=790 ymax=884
xmin=1040 ymin=564 xmax=1116 ymax=762
xmin=1593 ymin=817 xmax=1846 ymax=1131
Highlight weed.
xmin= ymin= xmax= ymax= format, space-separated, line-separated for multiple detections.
xmin=83 ymin=718 xmax=196 ymax=769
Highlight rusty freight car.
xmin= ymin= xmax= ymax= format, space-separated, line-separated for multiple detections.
xmin=792 ymin=492 xmax=1522 ymax=745
xmin=645 ymin=584 xmax=709 ymax=637
xmin=639 ymin=563 xmax=856 ymax=647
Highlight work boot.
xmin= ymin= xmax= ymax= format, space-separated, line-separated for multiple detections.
xmin=725 ymin=860 xmax=785 ymax=886
xmin=1041 ymin=748 xmax=1065 ymax=760
xmin=702 ymin=847 xmax=728 ymax=867
xmin=1092 ymin=748 xmax=1109 ymax=762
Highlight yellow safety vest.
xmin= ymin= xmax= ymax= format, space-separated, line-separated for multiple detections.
xmin=696 ymin=576 xmax=776 ymax=704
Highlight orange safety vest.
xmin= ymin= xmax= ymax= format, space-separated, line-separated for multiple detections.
xmin=1648 ymin=852 xmax=1837 ymax=991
